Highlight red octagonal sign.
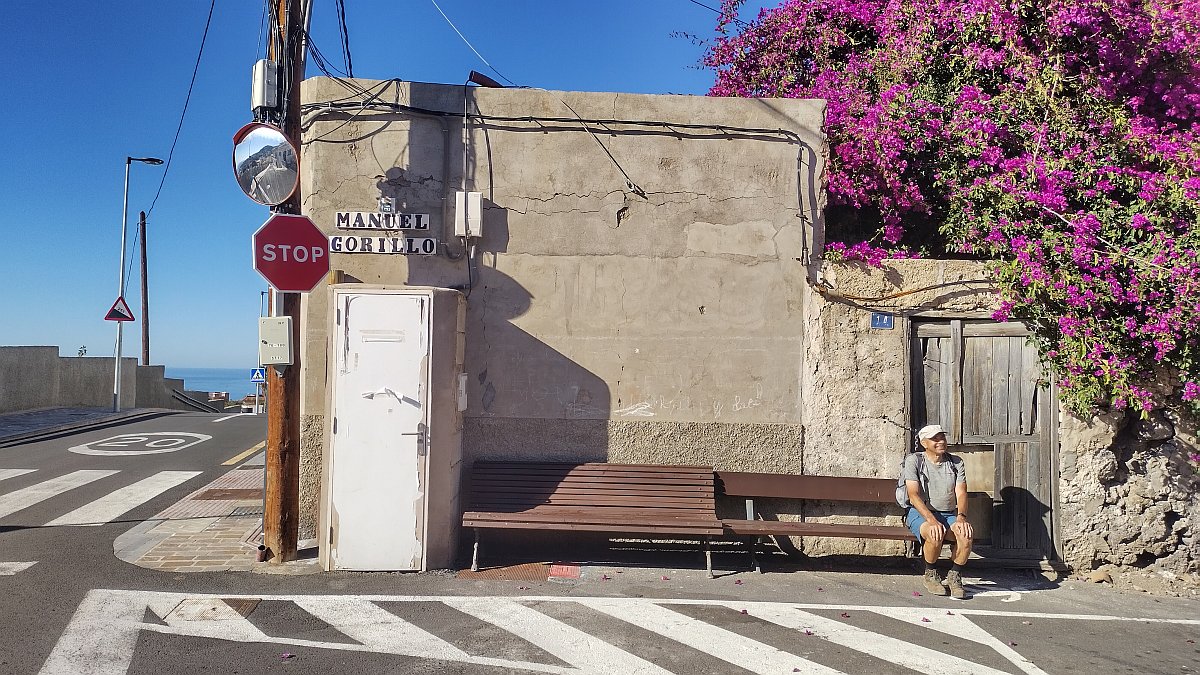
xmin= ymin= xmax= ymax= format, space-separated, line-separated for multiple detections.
xmin=252 ymin=214 xmax=329 ymax=292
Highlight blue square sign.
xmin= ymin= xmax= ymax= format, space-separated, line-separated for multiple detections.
xmin=250 ymin=368 xmax=267 ymax=384
xmin=870 ymin=312 xmax=895 ymax=330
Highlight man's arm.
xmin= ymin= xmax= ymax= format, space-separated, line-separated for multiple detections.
xmin=951 ymin=472 xmax=973 ymax=540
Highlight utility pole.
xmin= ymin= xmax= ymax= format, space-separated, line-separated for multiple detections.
xmin=263 ymin=0 xmax=305 ymax=563
xmin=139 ymin=211 xmax=150 ymax=366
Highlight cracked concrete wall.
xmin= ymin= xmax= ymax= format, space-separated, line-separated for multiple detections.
xmin=296 ymin=78 xmax=826 ymax=538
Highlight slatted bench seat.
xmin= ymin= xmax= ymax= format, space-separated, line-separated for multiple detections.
xmin=716 ymin=471 xmax=916 ymax=572
xmin=463 ymin=462 xmax=723 ymax=576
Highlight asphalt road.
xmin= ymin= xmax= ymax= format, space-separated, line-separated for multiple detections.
xmin=2 ymin=414 xmax=1197 ymax=675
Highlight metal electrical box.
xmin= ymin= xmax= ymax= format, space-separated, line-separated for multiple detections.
xmin=319 ymin=285 xmax=466 ymax=571
xmin=258 ymin=316 xmax=293 ymax=365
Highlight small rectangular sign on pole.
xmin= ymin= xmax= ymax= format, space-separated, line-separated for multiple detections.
xmin=250 ymin=368 xmax=267 ymax=383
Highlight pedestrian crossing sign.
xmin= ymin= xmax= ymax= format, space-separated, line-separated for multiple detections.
xmin=250 ymin=368 xmax=267 ymax=384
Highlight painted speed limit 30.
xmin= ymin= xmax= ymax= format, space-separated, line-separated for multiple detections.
xmin=69 ymin=432 xmax=212 ymax=457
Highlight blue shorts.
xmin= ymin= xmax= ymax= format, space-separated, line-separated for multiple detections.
xmin=906 ymin=508 xmax=957 ymax=542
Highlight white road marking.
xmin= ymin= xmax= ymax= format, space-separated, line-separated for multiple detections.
xmin=742 ymin=603 xmax=1014 ymax=675
xmin=0 ymin=470 xmax=119 ymax=519
xmin=45 ymin=471 xmax=202 ymax=527
xmin=582 ymin=598 xmax=846 ymax=675
xmin=0 ymin=561 xmax=37 ymax=575
xmin=0 ymin=469 xmax=36 ymax=482
xmin=212 ymin=413 xmax=251 ymax=423
xmin=444 ymin=598 xmax=674 ymax=675
xmin=40 ymin=592 xmax=1200 ymax=675
xmin=294 ymin=596 xmax=471 ymax=660
xmin=69 ymin=433 xmax=211 ymax=456
xmin=869 ymin=607 xmax=1049 ymax=675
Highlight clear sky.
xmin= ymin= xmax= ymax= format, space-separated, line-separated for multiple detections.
xmin=0 ymin=0 xmax=769 ymax=369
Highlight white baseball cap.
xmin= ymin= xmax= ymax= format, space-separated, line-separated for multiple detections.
xmin=917 ymin=424 xmax=947 ymax=440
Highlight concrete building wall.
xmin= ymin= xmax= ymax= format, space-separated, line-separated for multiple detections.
xmin=297 ymin=78 xmax=826 ymax=538
xmin=798 ymin=260 xmax=1000 ymax=555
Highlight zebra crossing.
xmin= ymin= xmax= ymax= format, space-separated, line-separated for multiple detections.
xmin=0 ymin=468 xmax=202 ymax=527
xmin=41 ymin=590 xmax=1200 ymax=675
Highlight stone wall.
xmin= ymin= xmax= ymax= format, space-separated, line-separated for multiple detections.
xmin=1058 ymin=406 xmax=1200 ymax=593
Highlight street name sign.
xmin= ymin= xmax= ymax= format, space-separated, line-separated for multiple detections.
xmin=252 ymin=214 xmax=329 ymax=292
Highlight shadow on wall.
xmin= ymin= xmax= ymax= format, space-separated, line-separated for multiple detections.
xmin=398 ymin=82 xmax=613 ymax=461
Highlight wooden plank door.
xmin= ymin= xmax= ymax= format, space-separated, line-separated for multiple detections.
xmin=911 ymin=320 xmax=1057 ymax=560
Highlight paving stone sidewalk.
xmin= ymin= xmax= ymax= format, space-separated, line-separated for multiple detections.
xmin=114 ymin=468 xmax=265 ymax=573
xmin=0 ymin=407 xmax=168 ymax=446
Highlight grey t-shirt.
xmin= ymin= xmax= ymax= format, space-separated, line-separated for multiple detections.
xmin=903 ymin=452 xmax=966 ymax=512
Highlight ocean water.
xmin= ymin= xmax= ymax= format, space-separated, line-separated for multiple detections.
xmin=165 ymin=367 xmax=264 ymax=400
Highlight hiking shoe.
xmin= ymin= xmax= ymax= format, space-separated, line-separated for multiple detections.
xmin=923 ymin=569 xmax=948 ymax=596
xmin=946 ymin=570 xmax=966 ymax=599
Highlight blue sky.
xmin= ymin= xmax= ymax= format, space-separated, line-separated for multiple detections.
xmin=0 ymin=0 xmax=768 ymax=368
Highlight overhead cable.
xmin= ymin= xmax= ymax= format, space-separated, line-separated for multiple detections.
xmin=428 ymin=0 xmax=517 ymax=86
xmin=334 ymin=0 xmax=353 ymax=77
xmin=144 ymin=0 xmax=217 ymax=219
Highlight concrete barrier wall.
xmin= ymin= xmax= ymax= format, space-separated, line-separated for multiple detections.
xmin=0 ymin=347 xmax=194 ymax=413
xmin=136 ymin=365 xmax=186 ymax=409
xmin=58 ymin=356 xmax=137 ymax=409
xmin=0 ymin=346 xmax=61 ymax=413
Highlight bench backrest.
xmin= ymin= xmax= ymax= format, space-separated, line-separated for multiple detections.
xmin=715 ymin=471 xmax=897 ymax=504
xmin=469 ymin=462 xmax=717 ymax=519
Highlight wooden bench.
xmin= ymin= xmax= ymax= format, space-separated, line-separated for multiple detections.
xmin=463 ymin=462 xmax=723 ymax=576
xmin=716 ymin=471 xmax=916 ymax=572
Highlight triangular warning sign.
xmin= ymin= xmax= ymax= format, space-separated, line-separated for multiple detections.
xmin=105 ymin=296 xmax=135 ymax=322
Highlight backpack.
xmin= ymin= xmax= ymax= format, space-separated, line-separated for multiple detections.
xmin=895 ymin=451 xmax=926 ymax=509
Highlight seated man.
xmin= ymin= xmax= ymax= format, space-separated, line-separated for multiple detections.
xmin=904 ymin=424 xmax=974 ymax=598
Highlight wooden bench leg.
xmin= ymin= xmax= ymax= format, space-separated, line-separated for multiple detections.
xmin=471 ymin=529 xmax=480 ymax=572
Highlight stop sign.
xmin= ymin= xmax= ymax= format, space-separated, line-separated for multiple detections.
xmin=252 ymin=214 xmax=329 ymax=292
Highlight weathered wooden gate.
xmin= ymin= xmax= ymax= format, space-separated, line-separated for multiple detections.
xmin=910 ymin=320 xmax=1059 ymax=561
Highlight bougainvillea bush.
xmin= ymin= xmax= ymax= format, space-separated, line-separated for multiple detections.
xmin=706 ymin=0 xmax=1200 ymax=415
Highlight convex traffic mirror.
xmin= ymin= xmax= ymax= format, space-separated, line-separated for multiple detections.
xmin=232 ymin=123 xmax=299 ymax=206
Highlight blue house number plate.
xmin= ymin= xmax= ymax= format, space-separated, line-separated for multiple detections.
xmin=870 ymin=312 xmax=895 ymax=330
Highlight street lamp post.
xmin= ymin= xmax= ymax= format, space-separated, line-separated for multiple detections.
xmin=113 ymin=156 xmax=163 ymax=412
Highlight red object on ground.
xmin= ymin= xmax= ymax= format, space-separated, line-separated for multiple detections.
xmin=252 ymin=214 xmax=329 ymax=292
xmin=548 ymin=564 xmax=581 ymax=579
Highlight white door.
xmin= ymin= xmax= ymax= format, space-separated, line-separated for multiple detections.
xmin=330 ymin=292 xmax=429 ymax=570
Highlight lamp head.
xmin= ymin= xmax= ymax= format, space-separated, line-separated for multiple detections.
xmin=129 ymin=156 xmax=164 ymax=165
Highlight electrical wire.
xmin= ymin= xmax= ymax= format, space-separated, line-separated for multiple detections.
xmin=428 ymin=0 xmax=517 ymax=86
xmin=334 ymin=0 xmax=353 ymax=77
xmin=684 ymin=0 xmax=750 ymax=27
xmin=144 ymin=0 xmax=216 ymax=219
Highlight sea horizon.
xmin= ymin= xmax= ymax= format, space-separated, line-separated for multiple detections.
xmin=164 ymin=367 xmax=263 ymax=400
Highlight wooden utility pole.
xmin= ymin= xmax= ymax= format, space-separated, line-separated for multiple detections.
xmin=138 ymin=211 xmax=150 ymax=365
xmin=263 ymin=0 xmax=305 ymax=563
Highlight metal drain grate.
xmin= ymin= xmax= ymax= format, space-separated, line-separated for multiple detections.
xmin=230 ymin=506 xmax=263 ymax=516
xmin=196 ymin=488 xmax=263 ymax=500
